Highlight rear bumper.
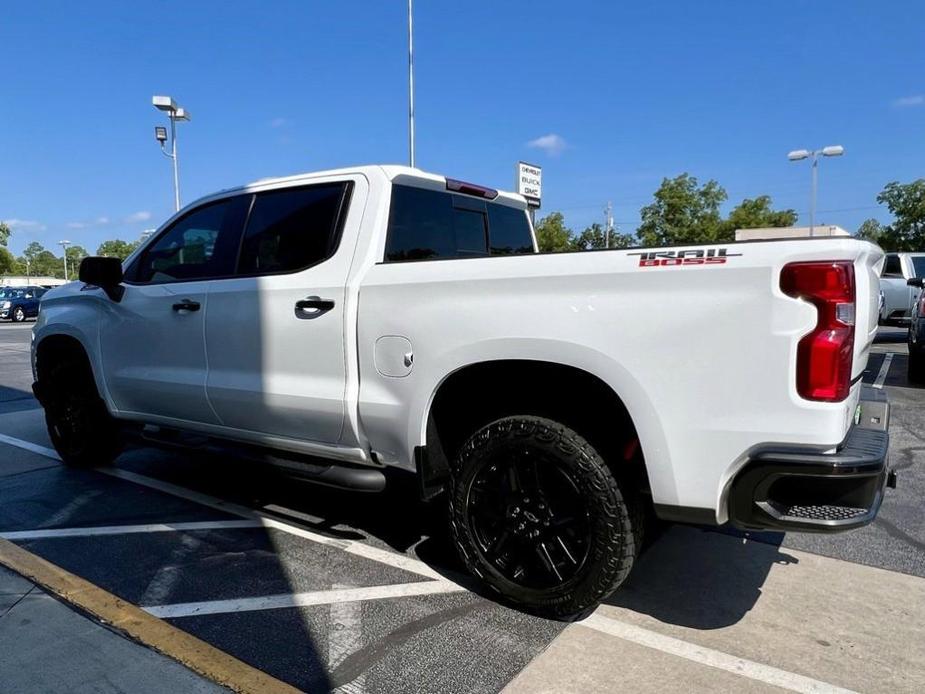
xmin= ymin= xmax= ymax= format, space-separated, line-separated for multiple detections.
xmin=727 ymin=387 xmax=894 ymax=532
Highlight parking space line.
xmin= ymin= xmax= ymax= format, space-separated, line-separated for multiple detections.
xmin=1 ymin=520 xmax=263 ymax=541
xmin=145 ymin=580 xmax=468 ymax=619
xmin=582 ymin=613 xmax=856 ymax=694
xmin=873 ymin=352 xmax=894 ymax=388
xmin=0 ymin=432 xmax=59 ymax=458
xmin=0 ymin=433 xmax=449 ymax=582
xmin=101 ymin=468 xmax=450 ymax=581
xmin=0 ymin=537 xmax=302 ymax=694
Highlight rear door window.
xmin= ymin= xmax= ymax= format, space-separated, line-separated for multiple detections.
xmin=385 ymin=184 xmax=533 ymax=261
xmin=882 ymin=254 xmax=903 ymax=278
xmin=237 ymin=182 xmax=352 ymax=275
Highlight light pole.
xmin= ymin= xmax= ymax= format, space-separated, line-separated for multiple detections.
xmin=58 ymin=240 xmax=71 ymax=281
xmin=407 ymin=0 xmax=415 ymax=167
xmin=787 ymin=145 xmax=844 ymax=236
xmin=152 ymin=95 xmax=191 ymax=212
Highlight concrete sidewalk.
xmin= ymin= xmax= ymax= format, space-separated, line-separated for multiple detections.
xmin=0 ymin=565 xmax=226 ymax=693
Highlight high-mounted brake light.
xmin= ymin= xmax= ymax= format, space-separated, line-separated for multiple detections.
xmin=446 ymin=178 xmax=499 ymax=200
xmin=780 ymin=261 xmax=855 ymax=402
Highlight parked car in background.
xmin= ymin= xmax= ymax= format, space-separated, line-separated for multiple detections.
xmin=879 ymin=252 xmax=925 ymax=325
xmin=0 ymin=286 xmax=47 ymax=322
xmin=907 ymin=277 xmax=925 ymax=382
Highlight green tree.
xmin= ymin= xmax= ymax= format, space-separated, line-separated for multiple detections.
xmin=0 ymin=246 xmax=16 ymax=274
xmin=856 ymin=218 xmax=886 ymax=246
xmin=0 ymin=221 xmax=11 ymax=247
xmin=876 ymin=179 xmax=925 ymax=251
xmin=534 ymin=212 xmax=574 ymax=252
xmin=569 ymin=222 xmax=635 ymax=251
xmin=722 ymin=195 xmax=797 ymax=235
xmin=96 ymin=238 xmax=139 ymax=260
xmin=22 ymin=241 xmax=45 ymax=266
xmin=65 ymin=245 xmax=89 ymax=270
xmin=637 ymin=174 xmax=728 ymax=247
xmin=32 ymin=249 xmax=63 ymax=278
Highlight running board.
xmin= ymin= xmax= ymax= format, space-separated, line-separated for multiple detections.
xmin=127 ymin=425 xmax=387 ymax=493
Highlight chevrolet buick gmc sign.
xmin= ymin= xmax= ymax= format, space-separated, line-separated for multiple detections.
xmin=516 ymin=162 xmax=542 ymax=208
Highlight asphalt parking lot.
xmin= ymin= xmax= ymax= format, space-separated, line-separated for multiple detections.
xmin=0 ymin=322 xmax=923 ymax=693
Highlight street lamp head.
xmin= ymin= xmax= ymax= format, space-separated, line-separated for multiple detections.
xmin=821 ymin=145 xmax=845 ymax=157
xmin=174 ymin=107 xmax=191 ymax=122
xmin=154 ymin=126 xmax=168 ymax=143
xmin=152 ymin=95 xmax=177 ymax=113
xmin=788 ymin=149 xmax=810 ymax=161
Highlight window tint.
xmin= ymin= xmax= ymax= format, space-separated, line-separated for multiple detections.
xmin=238 ymin=183 xmax=349 ymax=275
xmin=911 ymin=257 xmax=925 ymax=279
xmin=386 ymin=185 xmax=532 ymax=262
xmin=488 ymin=204 xmax=534 ymax=255
xmin=883 ymin=254 xmax=902 ymax=277
xmin=135 ymin=199 xmax=242 ymax=283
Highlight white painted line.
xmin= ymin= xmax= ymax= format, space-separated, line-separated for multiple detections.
xmin=144 ymin=580 xmax=467 ymax=619
xmin=0 ymin=432 xmax=60 ymax=459
xmin=0 ymin=433 xmax=448 ymax=582
xmin=1 ymin=520 xmax=263 ymax=541
xmin=101 ymin=467 xmax=448 ymax=581
xmin=582 ymin=613 xmax=857 ymax=694
xmin=873 ymin=352 xmax=894 ymax=389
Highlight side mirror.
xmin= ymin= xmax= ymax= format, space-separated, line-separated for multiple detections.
xmin=79 ymin=256 xmax=124 ymax=302
xmin=906 ymin=277 xmax=924 ymax=289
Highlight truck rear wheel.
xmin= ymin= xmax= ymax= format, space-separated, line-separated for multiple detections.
xmin=42 ymin=358 xmax=123 ymax=467
xmin=449 ymin=416 xmax=637 ymax=619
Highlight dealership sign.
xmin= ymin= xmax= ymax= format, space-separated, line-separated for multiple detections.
xmin=515 ymin=162 xmax=542 ymax=208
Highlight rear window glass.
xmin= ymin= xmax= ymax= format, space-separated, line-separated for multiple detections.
xmin=911 ymin=256 xmax=925 ymax=278
xmin=488 ymin=204 xmax=535 ymax=255
xmin=238 ymin=182 xmax=349 ymax=275
xmin=883 ymin=255 xmax=902 ymax=277
xmin=385 ymin=184 xmax=533 ymax=262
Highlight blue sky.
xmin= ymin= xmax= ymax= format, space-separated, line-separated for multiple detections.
xmin=1 ymin=1 xmax=923 ymax=255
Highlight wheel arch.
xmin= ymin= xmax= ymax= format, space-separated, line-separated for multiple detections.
xmin=33 ymin=331 xmax=109 ymax=408
xmin=420 ymin=358 xmax=657 ymax=502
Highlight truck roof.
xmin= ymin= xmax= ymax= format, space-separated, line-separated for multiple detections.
xmin=244 ymin=165 xmax=527 ymax=207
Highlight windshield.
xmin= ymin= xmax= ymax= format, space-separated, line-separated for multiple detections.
xmin=0 ymin=289 xmax=25 ymax=299
xmin=912 ymin=256 xmax=925 ymax=278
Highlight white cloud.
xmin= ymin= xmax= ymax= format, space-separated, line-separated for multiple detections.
xmin=526 ymin=133 xmax=567 ymax=156
xmin=893 ymin=94 xmax=924 ymax=108
xmin=269 ymin=117 xmax=289 ymax=128
xmin=66 ymin=221 xmax=88 ymax=229
xmin=124 ymin=211 xmax=151 ymax=223
xmin=96 ymin=216 xmax=111 ymax=225
xmin=3 ymin=219 xmax=46 ymax=232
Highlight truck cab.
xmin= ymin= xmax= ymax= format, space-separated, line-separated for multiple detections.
xmin=879 ymin=252 xmax=925 ymax=324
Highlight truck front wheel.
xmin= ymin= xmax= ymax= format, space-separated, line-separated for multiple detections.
xmin=41 ymin=358 xmax=123 ymax=467
xmin=449 ymin=416 xmax=638 ymax=619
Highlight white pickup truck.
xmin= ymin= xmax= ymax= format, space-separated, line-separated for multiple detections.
xmin=879 ymin=251 xmax=925 ymax=325
xmin=31 ymin=165 xmax=893 ymax=618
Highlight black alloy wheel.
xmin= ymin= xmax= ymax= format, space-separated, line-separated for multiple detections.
xmin=450 ymin=416 xmax=637 ymax=619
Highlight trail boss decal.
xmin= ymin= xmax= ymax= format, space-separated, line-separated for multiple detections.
xmin=628 ymin=248 xmax=742 ymax=268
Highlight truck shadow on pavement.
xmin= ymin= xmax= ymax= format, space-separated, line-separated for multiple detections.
xmin=604 ymin=524 xmax=797 ymax=630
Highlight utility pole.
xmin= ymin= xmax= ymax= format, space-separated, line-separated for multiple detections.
xmin=604 ymin=201 xmax=614 ymax=249
xmin=408 ymin=0 xmax=415 ymax=168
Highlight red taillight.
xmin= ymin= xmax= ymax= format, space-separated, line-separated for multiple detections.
xmin=780 ymin=261 xmax=855 ymax=402
xmin=919 ymin=293 xmax=925 ymax=318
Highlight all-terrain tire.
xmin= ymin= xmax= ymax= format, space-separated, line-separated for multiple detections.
xmin=42 ymin=357 xmax=123 ymax=467
xmin=449 ymin=416 xmax=638 ymax=620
